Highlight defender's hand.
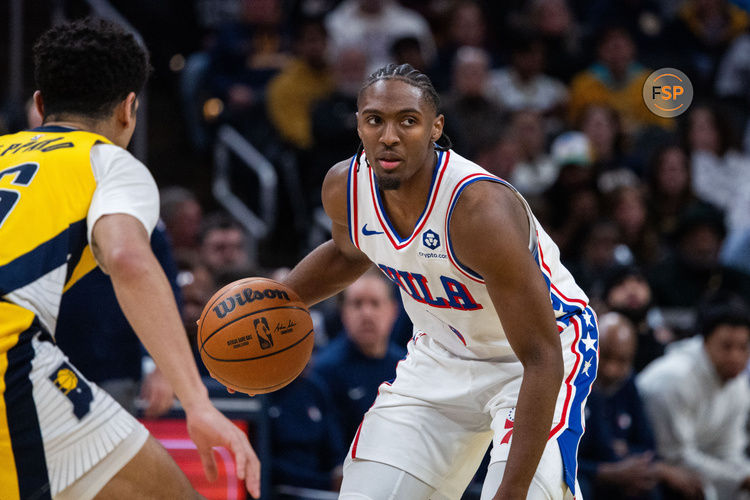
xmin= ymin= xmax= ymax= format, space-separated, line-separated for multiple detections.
xmin=186 ymin=403 xmax=261 ymax=498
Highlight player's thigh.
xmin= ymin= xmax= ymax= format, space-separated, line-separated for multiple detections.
xmin=480 ymin=440 xmax=568 ymax=500
xmin=93 ymin=435 xmax=201 ymax=500
xmin=340 ymin=459 xmax=451 ymax=500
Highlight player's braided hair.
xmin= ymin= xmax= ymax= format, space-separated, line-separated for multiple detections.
xmin=33 ymin=18 xmax=150 ymax=120
xmin=357 ymin=63 xmax=452 ymax=152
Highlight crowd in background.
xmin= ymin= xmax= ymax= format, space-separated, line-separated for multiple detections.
xmin=5 ymin=0 xmax=750 ymax=498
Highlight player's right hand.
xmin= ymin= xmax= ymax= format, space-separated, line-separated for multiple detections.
xmin=185 ymin=403 xmax=261 ymax=498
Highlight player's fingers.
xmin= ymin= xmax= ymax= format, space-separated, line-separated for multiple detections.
xmin=198 ymin=446 xmax=218 ymax=482
xmin=231 ymin=436 xmax=247 ymax=481
xmin=231 ymin=431 xmax=260 ymax=498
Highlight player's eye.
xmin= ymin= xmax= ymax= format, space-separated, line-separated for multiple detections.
xmin=366 ymin=115 xmax=381 ymax=125
xmin=402 ymin=117 xmax=417 ymax=126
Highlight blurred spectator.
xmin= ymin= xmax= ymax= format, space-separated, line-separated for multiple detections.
xmin=715 ymin=32 xmax=750 ymax=104
xmin=160 ymin=186 xmax=204 ymax=262
xmin=542 ymin=131 xmax=601 ymax=261
xmin=721 ymin=227 xmax=750 ymax=277
xmin=430 ymin=0 xmax=491 ymax=92
xmin=646 ymin=144 xmax=705 ymax=241
xmin=647 ymin=204 xmax=750 ymax=312
xmin=193 ymin=0 xmax=244 ymax=31
xmin=473 ymin=127 xmax=522 ymax=182
xmin=571 ymin=0 xmax=666 ymax=62
xmin=605 ymin=185 xmax=662 ymax=266
xmin=579 ymin=312 xmax=704 ymax=500
xmin=56 ymin=225 xmax=178 ymax=418
xmin=713 ymin=32 xmax=750 ymax=154
xmin=568 ymin=26 xmax=668 ymax=137
xmin=664 ymin=0 xmax=749 ymax=94
xmin=603 ymin=265 xmax=673 ymax=372
xmin=637 ymin=294 xmax=750 ymax=500
xmin=176 ymin=260 xmax=216 ymax=376
xmin=308 ymin=45 xmax=368 ymax=208
xmin=527 ymin=0 xmax=587 ymax=83
xmin=508 ymin=109 xmax=559 ymax=196
xmin=578 ymin=104 xmax=635 ymax=176
xmin=390 ymin=35 xmax=428 ymax=73
xmin=441 ymin=46 xmax=505 ymax=159
xmin=267 ymin=371 xmax=347 ymax=491
xmin=487 ymin=31 xmax=568 ymax=129
xmin=177 ymin=263 xmax=217 ymax=346
xmin=199 ymin=212 xmax=254 ymax=278
xmin=207 ymin=0 xmax=288 ymax=120
xmin=566 ymin=220 xmax=626 ymax=303
xmin=312 ymin=268 xmax=404 ymax=444
xmin=682 ymin=105 xmax=750 ymax=236
xmin=266 ymin=16 xmax=333 ymax=151
xmin=325 ymin=0 xmax=436 ymax=74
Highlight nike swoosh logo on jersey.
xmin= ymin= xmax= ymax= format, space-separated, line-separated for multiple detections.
xmin=362 ymin=224 xmax=384 ymax=236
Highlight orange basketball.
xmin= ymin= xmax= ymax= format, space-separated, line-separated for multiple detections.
xmin=197 ymin=277 xmax=314 ymax=394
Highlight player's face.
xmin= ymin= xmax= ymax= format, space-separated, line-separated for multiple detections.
xmin=357 ymin=79 xmax=444 ymax=190
xmin=704 ymin=325 xmax=750 ymax=382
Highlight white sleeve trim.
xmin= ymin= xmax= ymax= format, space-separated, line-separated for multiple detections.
xmin=87 ymin=143 xmax=159 ymax=245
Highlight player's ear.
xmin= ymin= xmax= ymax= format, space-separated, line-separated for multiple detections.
xmin=33 ymin=91 xmax=45 ymax=121
xmin=431 ymin=114 xmax=444 ymax=143
xmin=115 ymin=92 xmax=138 ymax=128
xmin=355 ymin=112 xmax=363 ymax=139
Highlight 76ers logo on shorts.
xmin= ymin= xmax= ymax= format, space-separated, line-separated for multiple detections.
xmin=49 ymin=361 xmax=93 ymax=420
xmin=422 ymin=229 xmax=440 ymax=249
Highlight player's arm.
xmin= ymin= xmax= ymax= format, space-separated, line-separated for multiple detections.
xmin=92 ymin=214 xmax=261 ymax=498
xmin=283 ymin=159 xmax=373 ymax=306
xmin=450 ymin=181 xmax=563 ymax=500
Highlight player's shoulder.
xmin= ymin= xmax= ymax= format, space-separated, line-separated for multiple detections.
xmin=89 ymin=142 xmax=151 ymax=180
xmin=321 ymin=156 xmax=356 ymax=224
xmin=453 ymin=178 xmax=525 ymax=225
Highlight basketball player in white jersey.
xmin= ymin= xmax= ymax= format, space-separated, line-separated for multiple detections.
xmin=281 ymin=63 xmax=599 ymax=499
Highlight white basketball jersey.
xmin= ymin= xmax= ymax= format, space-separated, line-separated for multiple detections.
xmin=346 ymin=149 xmax=590 ymax=359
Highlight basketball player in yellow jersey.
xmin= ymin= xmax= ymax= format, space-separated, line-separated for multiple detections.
xmin=0 ymin=19 xmax=260 ymax=499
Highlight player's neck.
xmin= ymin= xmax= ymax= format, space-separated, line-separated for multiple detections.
xmin=44 ymin=116 xmax=128 ymax=148
xmin=378 ymin=151 xmax=438 ymax=238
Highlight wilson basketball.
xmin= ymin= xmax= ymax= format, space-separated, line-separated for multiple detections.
xmin=197 ymin=277 xmax=314 ymax=394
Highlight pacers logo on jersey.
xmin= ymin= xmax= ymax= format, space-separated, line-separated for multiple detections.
xmin=49 ymin=362 xmax=93 ymax=420
xmin=422 ymin=229 xmax=440 ymax=250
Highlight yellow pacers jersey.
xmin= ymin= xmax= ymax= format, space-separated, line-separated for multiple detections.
xmin=0 ymin=127 xmax=109 ymax=354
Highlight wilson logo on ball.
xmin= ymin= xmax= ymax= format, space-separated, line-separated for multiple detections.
xmin=213 ymin=287 xmax=291 ymax=319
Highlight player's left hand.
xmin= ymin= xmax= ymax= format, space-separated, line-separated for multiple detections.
xmin=140 ymin=367 xmax=174 ymax=418
xmin=185 ymin=403 xmax=261 ymax=498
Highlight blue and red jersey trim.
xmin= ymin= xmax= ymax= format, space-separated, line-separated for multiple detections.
xmin=347 ymin=154 xmax=360 ymax=249
xmin=368 ymin=150 xmax=449 ymax=249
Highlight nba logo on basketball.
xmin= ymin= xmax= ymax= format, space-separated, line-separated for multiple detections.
xmin=254 ymin=317 xmax=274 ymax=349
xmin=423 ymin=229 xmax=440 ymax=249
